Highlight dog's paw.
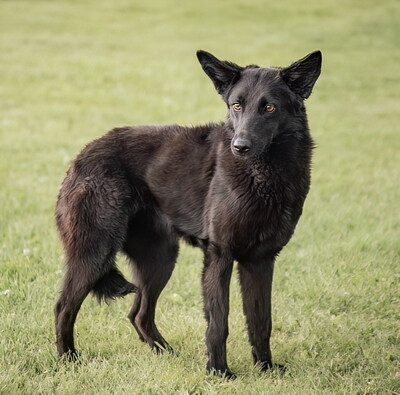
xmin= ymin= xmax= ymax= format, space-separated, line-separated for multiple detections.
xmin=259 ymin=361 xmax=287 ymax=374
xmin=151 ymin=341 xmax=174 ymax=355
xmin=207 ymin=367 xmax=237 ymax=380
xmin=61 ymin=350 xmax=80 ymax=363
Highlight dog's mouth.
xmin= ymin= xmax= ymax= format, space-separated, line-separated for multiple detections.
xmin=230 ymin=146 xmax=263 ymax=159
xmin=231 ymin=146 xmax=249 ymax=157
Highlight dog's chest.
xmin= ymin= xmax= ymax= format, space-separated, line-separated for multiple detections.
xmin=208 ymin=162 xmax=306 ymax=257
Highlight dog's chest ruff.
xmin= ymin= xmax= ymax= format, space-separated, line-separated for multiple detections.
xmin=205 ymin=159 xmax=301 ymax=256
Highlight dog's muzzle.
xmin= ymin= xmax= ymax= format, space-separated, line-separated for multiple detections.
xmin=232 ymin=138 xmax=252 ymax=155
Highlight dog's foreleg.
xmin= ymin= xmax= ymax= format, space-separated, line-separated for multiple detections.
xmin=238 ymin=256 xmax=278 ymax=371
xmin=202 ymin=246 xmax=235 ymax=379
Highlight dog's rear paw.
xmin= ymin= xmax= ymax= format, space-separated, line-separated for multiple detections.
xmin=151 ymin=341 xmax=174 ymax=355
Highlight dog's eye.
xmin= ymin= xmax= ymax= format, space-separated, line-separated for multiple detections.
xmin=232 ymin=103 xmax=242 ymax=111
xmin=265 ymin=104 xmax=276 ymax=113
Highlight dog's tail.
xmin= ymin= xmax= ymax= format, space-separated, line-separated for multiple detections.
xmin=92 ymin=268 xmax=138 ymax=304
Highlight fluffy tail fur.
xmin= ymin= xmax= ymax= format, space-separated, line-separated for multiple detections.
xmin=92 ymin=268 xmax=138 ymax=304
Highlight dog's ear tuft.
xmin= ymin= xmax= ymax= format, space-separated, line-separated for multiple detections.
xmin=196 ymin=50 xmax=242 ymax=96
xmin=281 ymin=51 xmax=322 ymax=99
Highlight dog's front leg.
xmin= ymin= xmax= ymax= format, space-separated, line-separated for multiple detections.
xmin=202 ymin=245 xmax=234 ymax=378
xmin=238 ymin=256 xmax=280 ymax=371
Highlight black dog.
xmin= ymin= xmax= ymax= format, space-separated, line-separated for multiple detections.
xmin=55 ymin=50 xmax=321 ymax=378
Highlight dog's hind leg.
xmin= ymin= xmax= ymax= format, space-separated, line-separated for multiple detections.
xmin=55 ymin=250 xmax=137 ymax=358
xmin=55 ymin=257 xmax=104 ymax=359
xmin=55 ymin=175 xmax=137 ymax=359
xmin=127 ymin=251 xmax=177 ymax=353
xmin=124 ymin=211 xmax=178 ymax=353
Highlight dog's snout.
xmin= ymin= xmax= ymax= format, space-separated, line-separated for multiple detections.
xmin=233 ymin=139 xmax=251 ymax=154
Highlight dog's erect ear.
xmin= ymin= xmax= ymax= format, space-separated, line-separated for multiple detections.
xmin=196 ymin=50 xmax=242 ymax=96
xmin=281 ymin=51 xmax=322 ymax=99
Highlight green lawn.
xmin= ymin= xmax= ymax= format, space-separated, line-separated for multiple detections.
xmin=0 ymin=0 xmax=399 ymax=393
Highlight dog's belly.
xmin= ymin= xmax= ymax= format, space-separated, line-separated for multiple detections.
xmin=146 ymin=169 xmax=209 ymax=240
xmin=164 ymin=201 xmax=205 ymax=240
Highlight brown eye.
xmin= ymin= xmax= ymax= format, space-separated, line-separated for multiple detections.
xmin=232 ymin=103 xmax=242 ymax=111
xmin=265 ymin=104 xmax=276 ymax=113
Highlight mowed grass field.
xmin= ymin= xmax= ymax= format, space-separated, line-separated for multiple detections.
xmin=0 ymin=0 xmax=399 ymax=393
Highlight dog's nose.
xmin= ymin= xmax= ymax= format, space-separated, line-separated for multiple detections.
xmin=233 ymin=139 xmax=251 ymax=153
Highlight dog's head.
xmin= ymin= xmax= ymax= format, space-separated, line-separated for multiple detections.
xmin=197 ymin=50 xmax=322 ymax=157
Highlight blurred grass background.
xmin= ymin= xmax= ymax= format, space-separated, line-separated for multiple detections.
xmin=0 ymin=0 xmax=399 ymax=393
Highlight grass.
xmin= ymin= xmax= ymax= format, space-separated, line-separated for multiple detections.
xmin=0 ymin=0 xmax=399 ymax=393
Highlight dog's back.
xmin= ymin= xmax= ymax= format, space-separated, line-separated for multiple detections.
xmin=56 ymin=123 xmax=219 ymax=249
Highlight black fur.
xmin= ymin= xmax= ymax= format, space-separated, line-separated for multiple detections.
xmin=55 ymin=50 xmax=322 ymax=377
